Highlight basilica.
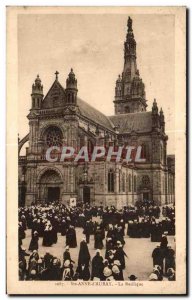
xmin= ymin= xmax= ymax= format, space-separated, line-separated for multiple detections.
xmin=18 ymin=17 xmax=175 ymax=207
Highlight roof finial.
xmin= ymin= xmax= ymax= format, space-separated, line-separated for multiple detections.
xmin=55 ymin=71 xmax=59 ymax=81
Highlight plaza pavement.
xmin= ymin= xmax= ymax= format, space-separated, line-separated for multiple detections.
xmin=22 ymin=224 xmax=175 ymax=281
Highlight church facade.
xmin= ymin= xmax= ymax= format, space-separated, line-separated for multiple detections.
xmin=18 ymin=17 xmax=175 ymax=208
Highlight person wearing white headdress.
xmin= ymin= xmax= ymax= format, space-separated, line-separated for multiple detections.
xmin=149 ymin=273 xmax=158 ymax=281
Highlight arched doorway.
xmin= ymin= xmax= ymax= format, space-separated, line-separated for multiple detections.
xmin=39 ymin=169 xmax=62 ymax=203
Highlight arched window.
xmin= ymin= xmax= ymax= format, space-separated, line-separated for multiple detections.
xmin=122 ymin=173 xmax=125 ymax=192
xmin=134 ymin=175 xmax=137 ymax=192
xmin=129 ymin=174 xmax=132 ymax=192
xmin=88 ymin=139 xmax=94 ymax=154
xmin=108 ymin=169 xmax=114 ymax=192
xmin=141 ymin=143 xmax=148 ymax=160
xmin=162 ymin=179 xmax=165 ymax=194
xmin=160 ymin=144 xmax=163 ymax=162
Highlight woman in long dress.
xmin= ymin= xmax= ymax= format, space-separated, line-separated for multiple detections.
xmin=77 ymin=239 xmax=91 ymax=280
xmin=28 ymin=231 xmax=39 ymax=251
xmin=66 ymin=225 xmax=77 ymax=248
xmin=91 ymin=250 xmax=104 ymax=280
xmin=94 ymin=226 xmax=104 ymax=249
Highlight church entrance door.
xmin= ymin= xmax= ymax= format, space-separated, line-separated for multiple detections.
xmin=143 ymin=192 xmax=149 ymax=202
xmin=39 ymin=169 xmax=62 ymax=202
xmin=83 ymin=186 xmax=90 ymax=204
xmin=47 ymin=187 xmax=60 ymax=203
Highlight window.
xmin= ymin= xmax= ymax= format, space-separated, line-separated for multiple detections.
xmin=122 ymin=173 xmax=125 ymax=192
xmin=160 ymin=144 xmax=163 ymax=161
xmin=108 ymin=169 xmax=114 ymax=192
xmin=88 ymin=139 xmax=94 ymax=154
xmin=141 ymin=143 xmax=148 ymax=161
xmin=129 ymin=174 xmax=132 ymax=192
xmin=45 ymin=126 xmax=63 ymax=147
xmin=134 ymin=175 xmax=137 ymax=192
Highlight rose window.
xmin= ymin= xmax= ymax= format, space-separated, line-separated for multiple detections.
xmin=45 ymin=127 xmax=63 ymax=147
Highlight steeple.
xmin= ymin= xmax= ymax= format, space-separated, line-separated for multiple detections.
xmin=65 ymin=68 xmax=78 ymax=105
xmin=31 ymin=74 xmax=43 ymax=109
xmin=114 ymin=17 xmax=147 ymax=115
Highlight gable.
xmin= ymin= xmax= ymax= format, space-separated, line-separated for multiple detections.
xmin=41 ymin=80 xmax=65 ymax=109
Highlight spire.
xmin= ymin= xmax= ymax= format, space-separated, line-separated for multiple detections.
xmin=113 ymin=17 xmax=147 ymax=114
xmin=128 ymin=16 xmax=133 ymax=32
xmin=124 ymin=16 xmax=136 ymax=60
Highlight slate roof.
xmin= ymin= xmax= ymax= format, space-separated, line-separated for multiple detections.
xmin=41 ymin=80 xmax=152 ymax=133
xmin=77 ymin=98 xmax=114 ymax=131
xmin=109 ymin=112 xmax=152 ymax=134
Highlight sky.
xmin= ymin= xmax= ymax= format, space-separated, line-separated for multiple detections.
xmin=18 ymin=13 xmax=175 ymax=154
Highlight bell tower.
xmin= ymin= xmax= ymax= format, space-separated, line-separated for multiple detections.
xmin=114 ymin=17 xmax=147 ymax=114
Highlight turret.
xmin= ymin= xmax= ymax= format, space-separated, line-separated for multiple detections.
xmin=31 ymin=75 xmax=43 ymax=109
xmin=115 ymin=75 xmax=123 ymax=101
xmin=65 ymin=68 xmax=78 ymax=105
xmin=159 ymin=107 xmax=165 ymax=132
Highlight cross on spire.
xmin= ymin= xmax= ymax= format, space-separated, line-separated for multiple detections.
xmin=55 ymin=71 xmax=59 ymax=80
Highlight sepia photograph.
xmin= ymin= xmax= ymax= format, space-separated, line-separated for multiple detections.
xmin=6 ymin=6 xmax=186 ymax=295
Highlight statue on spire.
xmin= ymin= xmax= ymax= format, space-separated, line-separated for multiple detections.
xmin=128 ymin=16 xmax=133 ymax=32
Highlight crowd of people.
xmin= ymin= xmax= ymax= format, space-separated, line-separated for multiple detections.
xmin=18 ymin=202 xmax=175 ymax=281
